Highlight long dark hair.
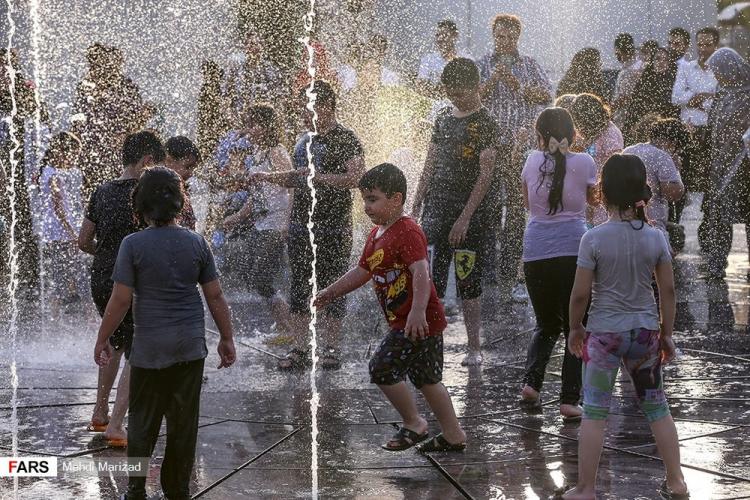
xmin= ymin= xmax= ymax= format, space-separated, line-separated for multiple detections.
xmin=601 ymin=154 xmax=652 ymax=229
xmin=534 ymin=107 xmax=575 ymax=215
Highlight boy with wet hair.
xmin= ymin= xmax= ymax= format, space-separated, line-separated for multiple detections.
xmin=165 ymin=135 xmax=201 ymax=230
xmin=412 ymin=57 xmax=498 ymax=366
xmin=316 ymin=163 xmax=466 ymax=452
xmin=79 ymin=130 xmax=165 ymax=447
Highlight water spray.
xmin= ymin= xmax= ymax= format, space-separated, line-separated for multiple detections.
xmin=4 ymin=0 xmax=23 ymax=495
xmin=29 ymin=0 xmax=47 ymax=325
xmin=299 ymin=1 xmax=320 ymax=498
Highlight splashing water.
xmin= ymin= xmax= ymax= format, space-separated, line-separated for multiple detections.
xmin=4 ymin=0 xmax=22 ymax=495
xmin=28 ymin=0 xmax=47 ymax=326
xmin=299 ymin=1 xmax=319 ymax=498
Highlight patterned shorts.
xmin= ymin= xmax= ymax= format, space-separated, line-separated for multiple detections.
xmin=369 ymin=330 xmax=443 ymax=388
xmin=582 ymin=328 xmax=670 ymax=422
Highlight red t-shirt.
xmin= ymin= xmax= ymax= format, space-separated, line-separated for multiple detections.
xmin=358 ymin=217 xmax=447 ymax=336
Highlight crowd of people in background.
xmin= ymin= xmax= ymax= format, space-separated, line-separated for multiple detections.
xmin=1 ymin=10 xmax=750 ymax=500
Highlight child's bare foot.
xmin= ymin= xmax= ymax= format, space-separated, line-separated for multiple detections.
xmin=663 ymin=477 xmax=689 ymax=496
xmin=561 ymin=486 xmax=595 ymax=499
xmin=104 ymin=425 xmax=128 ymax=448
xmin=383 ymin=416 xmax=429 ymax=451
xmin=461 ymin=350 xmax=483 ymax=366
xmin=441 ymin=427 xmax=466 ymax=446
xmin=89 ymin=409 xmax=109 ymax=431
xmin=91 ymin=407 xmax=109 ymax=424
xmin=401 ymin=416 xmax=428 ymax=436
xmin=104 ymin=425 xmax=128 ymax=439
xmin=560 ymin=404 xmax=583 ymax=418
xmin=520 ymin=385 xmax=539 ymax=401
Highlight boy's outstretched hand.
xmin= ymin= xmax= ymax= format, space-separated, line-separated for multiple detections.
xmin=313 ymin=287 xmax=334 ymax=309
xmin=217 ymin=338 xmax=236 ymax=369
xmin=567 ymin=324 xmax=586 ymax=358
xmin=405 ymin=310 xmax=428 ymax=341
xmin=94 ymin=340 xmax=113 ymax=367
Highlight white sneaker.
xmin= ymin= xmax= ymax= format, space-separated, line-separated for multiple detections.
xmin=461 ymin=351 xmax=483 ymax=366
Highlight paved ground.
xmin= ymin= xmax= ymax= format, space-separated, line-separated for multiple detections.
xmin=1 ymin=196 xmax=750 ymax=499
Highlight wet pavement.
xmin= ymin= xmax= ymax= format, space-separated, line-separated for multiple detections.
xmin=1 ymin=196 xmax=750 ymax=499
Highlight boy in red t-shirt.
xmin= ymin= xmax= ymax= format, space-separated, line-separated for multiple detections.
xmin=315 ymin=163 xmax=466 ymax=452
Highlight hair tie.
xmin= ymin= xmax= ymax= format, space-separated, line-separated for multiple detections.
xmin=635 ymin=200 xmax=646 ymax=208
xmin=548 ymin=137 xmax=569 ymax=155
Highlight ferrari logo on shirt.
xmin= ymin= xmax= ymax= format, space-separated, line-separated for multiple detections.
xmin=367 ymin=249 xmax=384 ymax=271
xmin=455 ymin=250 xmax=476 ymax=281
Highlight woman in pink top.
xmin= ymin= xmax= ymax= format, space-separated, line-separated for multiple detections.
xmin=519 ymin=107 xmax=598 ymax=422
xmin=571 ymin=93 xmax=624 ymax=225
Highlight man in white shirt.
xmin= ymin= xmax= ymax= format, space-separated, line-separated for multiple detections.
xmin=336 ymin=34 xmax=401 ymax=93
xmin=417 ymin=20 xmax=470 ymax=95
xmin=670 ymin=26 xmax=719 ymax=223
xmin=612 ymin=33 xmax=643 ymax=129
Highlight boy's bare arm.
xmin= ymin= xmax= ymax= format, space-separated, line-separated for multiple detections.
xmin=449 ymin=146 xmax=496 ymax=247
xmin=405 ymin=259 xmax=431 ymax=340
xmin=460 ymin=147 xmax=497 ymax=221
xmin=412 ymin=143 xmax=437 ymax=217
xmin=315 ymin=266 xmax=371 ymax=307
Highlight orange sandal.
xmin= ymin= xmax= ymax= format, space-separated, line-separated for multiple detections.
xmin=105 ymin=438 xmax=127 ymax=448
xmin=87 ymin=420 xmax=109 ymax=432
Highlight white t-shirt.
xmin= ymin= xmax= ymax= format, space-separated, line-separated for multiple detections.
xmin=671 ymin=60 xmax=717 ymax=127
xmin=417 ymin=51 xmax=473 ymax=84
xmin=622 ymin=143 xmax=683 ymax=234
xmin=336 ymin=64 xmax=401 ymax=92
xmin=245 ymin=148 xmax=289 ymax=233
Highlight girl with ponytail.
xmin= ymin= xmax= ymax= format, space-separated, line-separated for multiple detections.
xmin=519 ymin=107 xmax=598 ymax=422
xmin=563 ymin=153 xmax=686 ymax=499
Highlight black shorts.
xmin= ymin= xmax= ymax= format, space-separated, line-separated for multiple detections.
xmin=91 ymin=272 xmax=133 ymax=357
xmin=288 ymin=223 xmax=352 ymax=318
xmin=422 ymin=204 xmax=487 ymax=300
xmin=369 ymin=329 xmax=443 ymax=388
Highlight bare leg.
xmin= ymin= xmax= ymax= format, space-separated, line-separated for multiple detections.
xmin=419 ymin=383 xmax=466 ymax=444
xmin=461 ymin=297 xmax=482 ymax=365
xmin=92 ymin=349 xmax=123 ymax=423
xmin=378 ymin=382 xmax=428 ymax=439
xmin=520 ymin=385 xmax=539 ymax=401
xmin=104 ymin=361 xmax=130 ymax=441
xmin=563 ymin=418 xmax=606 ymax=499
xmin=650 ymin=415 xmax=688 ymax=495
